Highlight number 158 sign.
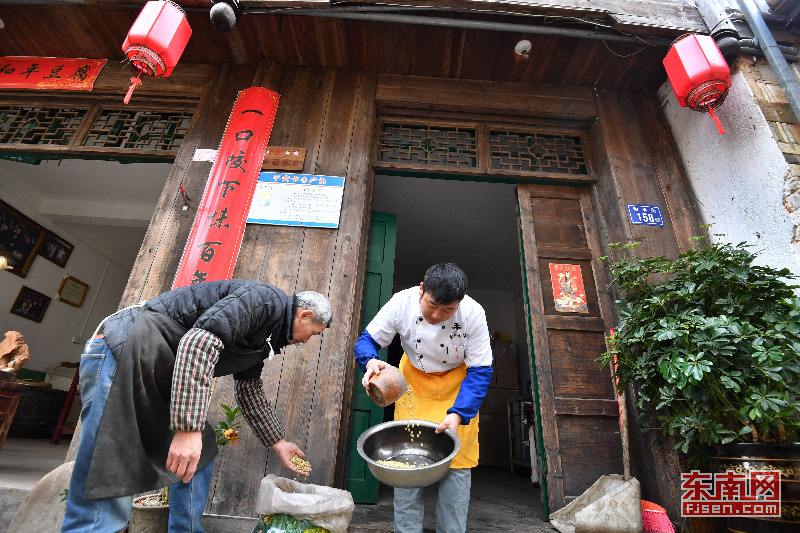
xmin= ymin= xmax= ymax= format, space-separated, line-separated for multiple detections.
xmin=627 ymin=204 xmax=665 ymax=226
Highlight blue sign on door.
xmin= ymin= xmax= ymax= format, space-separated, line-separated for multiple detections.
xmin=626 ymin=204 xmax=665 ymax=226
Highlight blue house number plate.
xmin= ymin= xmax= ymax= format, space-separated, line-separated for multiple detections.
xmin=626 ymin=204 xmax=665 ymax=226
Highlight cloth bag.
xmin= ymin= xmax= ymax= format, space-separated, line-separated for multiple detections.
xmin=550 ymin=474 xmax=642 ymax=533
xmin=253 ymin=474 xmax=354 ymax=533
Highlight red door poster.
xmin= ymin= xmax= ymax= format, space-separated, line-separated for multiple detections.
xmin=549 ymin=263 xmax=589 ymax=313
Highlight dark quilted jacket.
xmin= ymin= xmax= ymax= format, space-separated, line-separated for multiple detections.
xmin=144 ymin=279 xmax=294 ymax=379
xmin=103 ymin=279 xmax=294 ymax=380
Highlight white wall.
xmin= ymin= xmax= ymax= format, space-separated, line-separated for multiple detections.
xmin=469 ymin=288 xmax=517 ymax=340
xmin=658 ymin=70 xmax=800 ymax=277
xmin=0 ymin=187 xmax=133 ymax=377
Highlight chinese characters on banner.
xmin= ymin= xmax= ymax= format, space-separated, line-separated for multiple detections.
xmin=172 ymin=87 xmax=280 ymax=288
xmin=0 ymin=57 xmax=107 ymax=90
xmin=548 ymin=263 xmax=589 ymax=313
xmin=681 ymin=470 xmax=781 ymax=517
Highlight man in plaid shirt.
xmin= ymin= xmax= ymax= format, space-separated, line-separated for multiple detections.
xmin=62 ymin=280 xmax=332 ymax=533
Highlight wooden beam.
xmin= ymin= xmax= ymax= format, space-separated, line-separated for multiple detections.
xmin=377 ymin=74 xmax=597 ymax=121
xmin=554 ymin=398 xmax=619 ymax=417
xmin=240 ymin=0 xmax=707 ymax=34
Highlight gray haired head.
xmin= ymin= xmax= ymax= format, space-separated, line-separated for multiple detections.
xmin=296 ymin=291 xmax=333 ymax=326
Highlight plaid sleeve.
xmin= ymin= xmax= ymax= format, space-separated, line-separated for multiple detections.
xmin=170 ymin=328 xmax=223 ymax=432
xmin=235 ymin=378 xmax=286 ymax=446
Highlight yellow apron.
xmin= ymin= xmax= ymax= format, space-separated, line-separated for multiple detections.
xmin=394 ymin=354 xmax=480 ymax=469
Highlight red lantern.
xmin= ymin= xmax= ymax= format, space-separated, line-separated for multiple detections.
xmin=663 ymin=34 xmax=731 ymax=134
xmin=121 ymin=0 xmax=192 ymax=104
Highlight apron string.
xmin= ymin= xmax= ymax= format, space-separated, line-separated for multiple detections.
xmin=90 ymin=302 xmax=146 ymax=341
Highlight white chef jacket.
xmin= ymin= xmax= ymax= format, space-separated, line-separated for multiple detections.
xmin=365 ymin=287 xmax=493 ymax=373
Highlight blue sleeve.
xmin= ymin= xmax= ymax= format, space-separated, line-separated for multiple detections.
xmin=448 ymin=365 xmax=493 ymax=424
xmin=354 ymin=330 xmax=381 ymax=373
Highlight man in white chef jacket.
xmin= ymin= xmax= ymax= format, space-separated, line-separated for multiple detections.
xmin=354 ymin=262 xmax=493 ymax=533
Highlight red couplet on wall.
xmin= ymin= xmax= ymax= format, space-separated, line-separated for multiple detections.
xmin=172 ymin=87 xmax=280 ymax=289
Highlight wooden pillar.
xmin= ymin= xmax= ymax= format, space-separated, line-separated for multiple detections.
xmin=67 ymin=61 xmax=379 ymax=520
xmin=205 ymin=65 xmax=378 ymax=516
xmin=589 ymin=88 xmax=705 ymax=531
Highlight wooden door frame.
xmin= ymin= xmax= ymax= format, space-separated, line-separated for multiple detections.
xmin=359 ymin=75 xmax=703 ymax=523
xmin=366 ymin=107 xmax=603 ymax=508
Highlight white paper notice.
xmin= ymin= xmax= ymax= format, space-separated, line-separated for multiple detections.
xmin=193 ymin=149 xmax=218 ymax=162
xmin=247 ymin=172 xmax=345 ymax=228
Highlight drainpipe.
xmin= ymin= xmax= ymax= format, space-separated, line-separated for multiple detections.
xmin=695 ymin=0 xmax=742 ymax=63
xmin=737 ymin=0 xmax=800 ymax=122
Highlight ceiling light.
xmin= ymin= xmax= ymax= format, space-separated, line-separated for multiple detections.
xmin=514 ymin=40 xmax=531 ymax=60
xmin=210 ymin=0 xmax=240 ymax=32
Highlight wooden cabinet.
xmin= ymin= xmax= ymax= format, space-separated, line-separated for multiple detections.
xmin=0 ymin=381 xmax=27 ymax=451
xmin=8 ymin=387 xmax=67 ymax=439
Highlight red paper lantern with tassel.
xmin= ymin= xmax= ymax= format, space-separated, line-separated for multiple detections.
xmin=663 ymin=34 xmax=731 ymax=134
xmin=121 ymin=0 xmax=192 ymax=104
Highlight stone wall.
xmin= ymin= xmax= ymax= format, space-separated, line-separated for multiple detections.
xmin=658 ymin=54 xmax=800 ymax=278
xmin=738 ymin=57 xmax=800 ymax=245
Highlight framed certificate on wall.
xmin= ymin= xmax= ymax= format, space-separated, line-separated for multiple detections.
xmin=57 ymin=276 xmax=89 ymax=308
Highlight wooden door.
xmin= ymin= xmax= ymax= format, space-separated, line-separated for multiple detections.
xmin=516 ymin=183 xmax=621 ymax=514
xmin=345 ymin=211 xmax=397 ymax=503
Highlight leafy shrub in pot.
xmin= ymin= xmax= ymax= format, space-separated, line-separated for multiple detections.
xmin=601 ymin=235 xmax=800 ymax=464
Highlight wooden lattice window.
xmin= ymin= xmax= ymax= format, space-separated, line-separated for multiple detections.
xmin=490 ymin=130 xmax=588 ymax=175
xmin=83 ymin=109 xmax=192 ymax=151
xmin=380 ymin=123 xmax=478 ymax=168
xmin=0 ymin=106 xmax=87 ymax=145
xmin=0 ymin=105 xmax=192 ymax=154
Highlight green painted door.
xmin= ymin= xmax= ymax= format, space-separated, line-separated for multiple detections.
xmin=345 ymin=211 xmax=397 ymax=503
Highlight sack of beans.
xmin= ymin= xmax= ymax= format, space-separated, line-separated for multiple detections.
xmin=253 ymin=474 xmax=354 ymax=533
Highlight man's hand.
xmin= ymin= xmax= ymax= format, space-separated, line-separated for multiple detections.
xmin=167 ymin=430 xmax=203 ymax=483
xmin=362 ymin=358 xmax=388 ymax=389
xmin=436 ymin=413 xmax=462 ymax=434
xmin=272 ymin=439 xmax=311 ymax=477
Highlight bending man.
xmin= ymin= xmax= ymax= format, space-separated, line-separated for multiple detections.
xmin=62 ymin=279 xmax=332 ymax=533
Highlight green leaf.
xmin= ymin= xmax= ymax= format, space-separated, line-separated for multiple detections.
xmin=604 ymin=234 xmax=800 ymax=461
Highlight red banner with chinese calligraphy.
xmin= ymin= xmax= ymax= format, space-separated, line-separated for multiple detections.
xmin=548 ymin=263 xmax=589 ymax=313
xmin=173 ymin=87 xmax=280 ymax=288
xmin=0 ymin=57 xmax=107 ymax=90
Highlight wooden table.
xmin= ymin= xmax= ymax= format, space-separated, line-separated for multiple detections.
xmin=0 ymin=380 xmax=29 ymax=452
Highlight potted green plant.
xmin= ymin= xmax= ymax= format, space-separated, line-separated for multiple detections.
xmin=129 ymin=404 xmax=242 ymax=533
xmin=601 ymin=235 xmax=800 ymax=532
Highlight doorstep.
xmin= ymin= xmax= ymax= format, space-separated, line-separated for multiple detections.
xmin=201 ymin=514 xmax=394 ymax=533
xmin=0 ymin=487 xmax=30 ymax=532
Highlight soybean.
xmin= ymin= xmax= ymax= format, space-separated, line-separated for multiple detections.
xmin=377 ymin=459 xmax=419 ymax=469
xmin=290 ymin=455 xmax=311 ymax=473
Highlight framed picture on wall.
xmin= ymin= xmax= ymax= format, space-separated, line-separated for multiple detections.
xmin=0 ymin=199 xmax=46 ymax=278
xmin=38 ymin=231 xmax=74 ymax=268
xmin=57 ymin=276 xmax=89 ymax=308
xmin=10 ymin=286 xmax=52 ymax=323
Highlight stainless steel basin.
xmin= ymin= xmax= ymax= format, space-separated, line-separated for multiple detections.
xmin=356 ymin=419 xmax=461 ymax=488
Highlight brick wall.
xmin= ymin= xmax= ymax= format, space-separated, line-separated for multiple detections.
xmin=738 ymin=56 xmax=800 ymax=242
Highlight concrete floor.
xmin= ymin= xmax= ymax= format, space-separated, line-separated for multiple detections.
xmin=0 ymin=437 xmax=557 ymax=533
xmin=348 ymin=466 xmax=557 ymax=533
xmin=0 ymin=437 xmax=74 ymax=533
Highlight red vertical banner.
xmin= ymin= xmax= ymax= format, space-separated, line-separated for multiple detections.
xmin=173 ymin=87 xmax=280 ymax=288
